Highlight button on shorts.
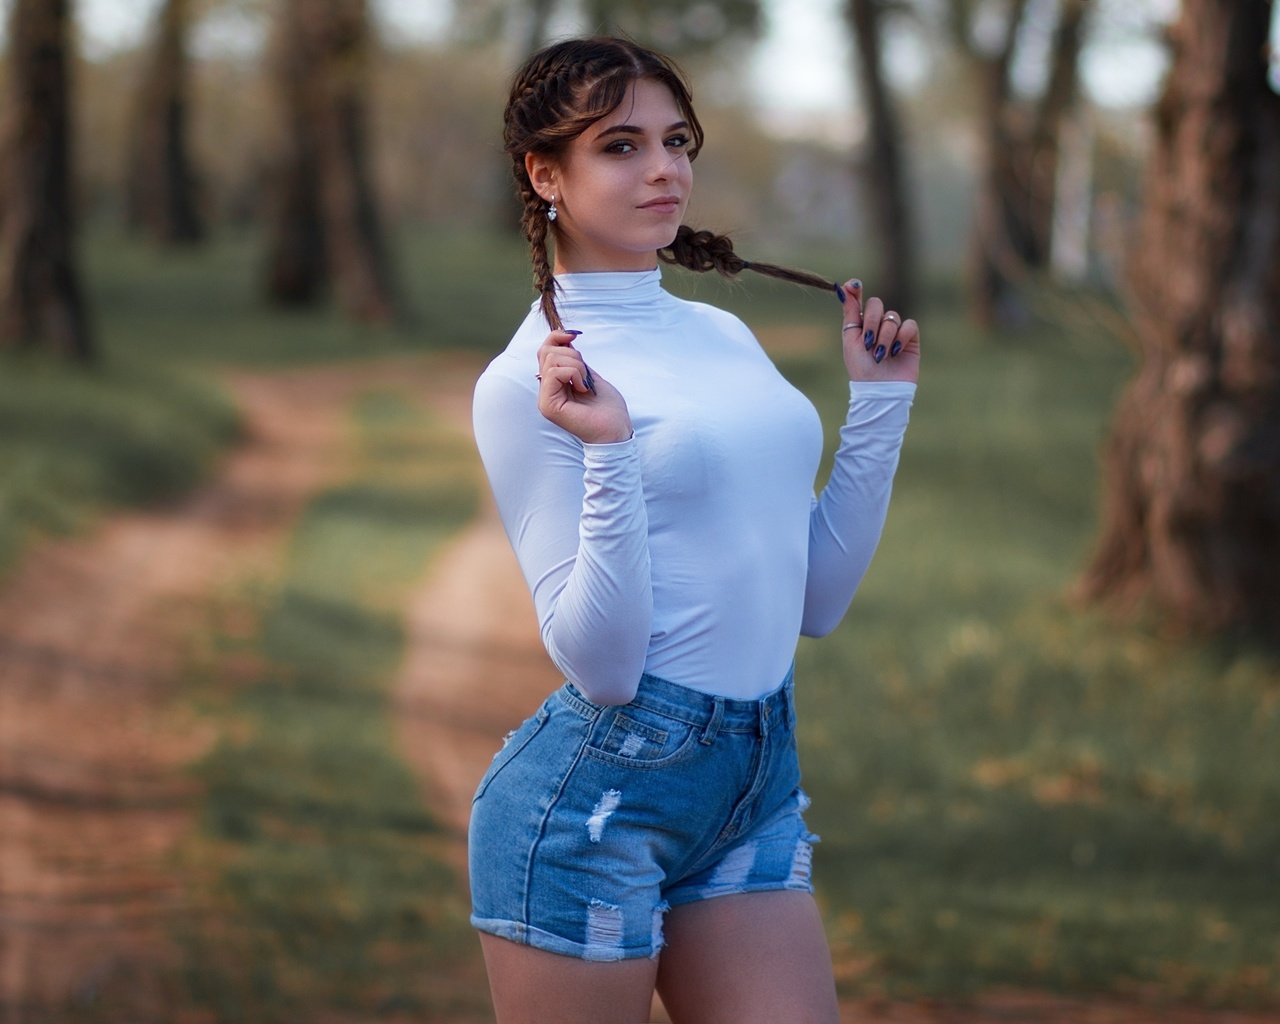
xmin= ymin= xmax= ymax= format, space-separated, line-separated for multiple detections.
xmin=468 ymin=668 xmax=818 ymax=961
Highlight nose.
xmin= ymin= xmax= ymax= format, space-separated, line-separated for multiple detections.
xmin=646 ymin=144 xmax=677 ymax=183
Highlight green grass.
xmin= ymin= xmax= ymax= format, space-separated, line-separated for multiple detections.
xmin=83 ymin=225 xmax=537 ymax=366
xmin=787 ymin=314 xmax=1280 ymax=1006
xmin=182 ymin=387 xmax=490 ymax=1021
xmin=0 ymin=348 xmax=239 ymax=573
xmin=0 ymin=226 xmax=532 ymax=578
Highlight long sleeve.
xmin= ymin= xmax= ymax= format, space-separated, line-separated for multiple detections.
xmin=801 ymin=381 xmax=916 ymax=637
xmin=472 ymin=368 xmax=653 ymax=704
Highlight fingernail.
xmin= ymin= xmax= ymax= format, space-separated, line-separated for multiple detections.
xmin=864 ymin=330 xmax=875 ymax=350
xmin=835 ymin=284 xmax=846 ymax=303
xmin=565 ymin=329 xmax=583 ymax=337
xmin=851 ymin=280 xmax=861 ymax=290
xmin=584 ymin=365 xmax=597 ymax=394
xmin=874 ymin=344 xmax=886 ymax=363
xmin=890 ymin=340 xmax=902 ymax=358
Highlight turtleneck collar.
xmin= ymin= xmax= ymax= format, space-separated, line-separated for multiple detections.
xmin=552 ymin=268 xmax=677 ymax=328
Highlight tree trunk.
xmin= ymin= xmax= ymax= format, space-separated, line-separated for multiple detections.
xmin=1026 ymin=0 xmax=1089 ymax=266
xmin=265 ymin=0 xmax=395 ymax=323
xmin=126 ymin=0 xmax=204 ymax=244
xmin=264 ymin=0 xmax=327 ymax=306
xmin=965 ymin=0 xmax=1090 ymax=327
xmin=1078 ymin=0 xmax=1280 ymax=638
xmin=966 ymin=0 xmax=1030 ymax=328
xmin=521 ymin=0 xmax=558 ymax=56
xmin=846 ymin=0 xmax=917 ymax=313
xmin=0 ymin=0 xmax=93 ymax=360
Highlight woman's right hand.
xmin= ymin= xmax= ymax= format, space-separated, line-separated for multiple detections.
xmin=536 ymin=331 xmax=633 ymax=444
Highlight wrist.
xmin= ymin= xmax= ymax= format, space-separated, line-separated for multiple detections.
xmin=583 ymin=428 xmax=634 ymax=446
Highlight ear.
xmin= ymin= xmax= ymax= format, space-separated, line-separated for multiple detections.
xmin=526 ymin=152 xmax=558 ymax=202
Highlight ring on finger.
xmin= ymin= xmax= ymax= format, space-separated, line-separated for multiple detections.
xmin=883 ymin=312 xmax=901 ymax=326
xmin=841 ymin=322 xmax=863 ymax=332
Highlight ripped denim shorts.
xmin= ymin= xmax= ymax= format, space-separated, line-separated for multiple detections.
xmin=468 ymin=667 xmax=818 ymax=962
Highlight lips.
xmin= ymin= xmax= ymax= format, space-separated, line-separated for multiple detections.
xmin=639 ymin=196 xmax=681 ymax=213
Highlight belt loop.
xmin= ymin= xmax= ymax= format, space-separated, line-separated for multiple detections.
xmin=699 ymin=698 xmax=724 ymax=746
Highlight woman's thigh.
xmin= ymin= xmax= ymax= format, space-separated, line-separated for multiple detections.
xmin=480 ymin=933 xmax=660 ymax=1024
xmin=655 ymin=890 xmax=840 ymax=1024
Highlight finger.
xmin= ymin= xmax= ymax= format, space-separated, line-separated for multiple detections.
xmin=890 ymin=318 xmax=920 ymax=358
xmin=838 ymin=278 xmax=864 ymax=338
xmin=544 ymin=328 xmax=584 ymax=350
xmin=541 ymin=364 xmax=582 ymax=395
xmin=537 ymin=342 xmax=587 ymax=379
xmin=872 ymin=318 xmax=899 ymax=364
xmin=860 ymin=297 xmax=884 ymax=352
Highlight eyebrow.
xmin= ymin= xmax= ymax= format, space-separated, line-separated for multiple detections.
xmin=594 ymin=120 xmax=689 ymax=140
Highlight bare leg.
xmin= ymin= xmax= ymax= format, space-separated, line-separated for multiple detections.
xmin=655 ymin=890 xmax=840 ymax=1024
xmin=480 ymin=932 xmax=660 ymax=1024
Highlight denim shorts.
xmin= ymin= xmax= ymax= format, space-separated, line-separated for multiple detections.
xmin=468 ymin=667 xmax=818 ymax=961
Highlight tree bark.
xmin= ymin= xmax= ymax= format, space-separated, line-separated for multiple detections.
xmin=847 ymin=0 xmax=917 ymax=313
xmin=264 ymin=0 xmax=327 ymax=306
xmin=126 ymin=0 xmax=204 ymax=244
xmin=1078 ymin=0 xmax=1280 ymax=639
xmin=0 ymin=0 xmax=93 ymax=360
xmin=265 ymin=0 xmax=395 ymax=323
xmin=966 ymin=0 xmax=1030 ymax=328
xmin=1026 ymin=0 xmax=1089 ymax=265
xmin=964 ymin=0 xmax=1090 ymax=327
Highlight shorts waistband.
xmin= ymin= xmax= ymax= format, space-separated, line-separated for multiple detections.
xmin=559 ymin=665 xmax=795 ymax=735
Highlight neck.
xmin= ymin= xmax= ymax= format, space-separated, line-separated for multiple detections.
xmin=552 ymin=240 xmax=660 ymax=275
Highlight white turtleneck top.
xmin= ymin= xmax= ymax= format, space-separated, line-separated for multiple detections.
xmin=472 ymin=269 xmax=915 ymax=704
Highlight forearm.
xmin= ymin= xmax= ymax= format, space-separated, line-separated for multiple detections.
xmin=801 ymin=381 xmax=914 ymax=637
xmin=534 ymin=440 xmax=652 ymax=704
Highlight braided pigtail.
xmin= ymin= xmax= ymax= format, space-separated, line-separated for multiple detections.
xmin=514 ymin=172 xmax=563 ymax=331
xmin=660 ymin=226 xmax=839 ymax=297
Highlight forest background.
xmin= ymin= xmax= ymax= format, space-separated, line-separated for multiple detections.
xmin=2 ymin=0 xmax=1280 ymax=1022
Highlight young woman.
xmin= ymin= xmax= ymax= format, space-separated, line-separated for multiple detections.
xmin=469 ymin=36 xmax=920 ymax=1024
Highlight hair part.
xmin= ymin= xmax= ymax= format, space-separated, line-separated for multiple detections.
xmin=504 ymin=37 xmax=838 ymax=330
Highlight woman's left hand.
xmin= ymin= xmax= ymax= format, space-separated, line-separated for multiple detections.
xmin=837 ymin=278 xmax=920 ymax=385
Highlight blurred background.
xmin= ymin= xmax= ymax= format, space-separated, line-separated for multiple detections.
xmin=1 ymin=0 xmax=1279 ymax=1021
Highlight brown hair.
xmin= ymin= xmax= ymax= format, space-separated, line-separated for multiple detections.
xmin=503 ymin=36 xmax=838 ymax=331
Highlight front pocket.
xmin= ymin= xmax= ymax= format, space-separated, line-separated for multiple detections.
xmin=584 ymin=712 xmax=700 ymax=770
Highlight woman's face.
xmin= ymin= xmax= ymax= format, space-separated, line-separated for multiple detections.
xmin=531 ymin=78 xmax=694 ymax=274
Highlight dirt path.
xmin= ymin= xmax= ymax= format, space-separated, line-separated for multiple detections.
xmin=1 ymin=357 xmax=1274 ymax=1024
xmin=0 ymin=356 xmax=477 ymax=1022
xmin=393 ymin=497 xmax=561 ymax=848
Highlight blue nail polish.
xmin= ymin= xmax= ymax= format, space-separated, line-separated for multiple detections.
xmin=835 ymin=284 xmax=846 ymax=303
xmin=851 ymin=280 xmax=861 ymax=290
xmin=874 ymin=344 xmax=886 ymax=363
xmin=584 ymin=365 xmax=597 ymax=394
xmin=565 ymin=329 xmax=583 ymax=337
xmin=864 ymin=330 xmax=875 ymax=350
xmin=890 ymin=340 xmax=902 ymax=358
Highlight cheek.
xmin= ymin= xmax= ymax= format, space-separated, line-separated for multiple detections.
xmin=675 ymin=158 xmax=693 ymax=191
xmin=575 ymin=167 xmax=631 ymax=208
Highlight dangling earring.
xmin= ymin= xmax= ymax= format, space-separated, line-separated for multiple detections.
xmin=547 ymin=195 xmax=558 ymax=222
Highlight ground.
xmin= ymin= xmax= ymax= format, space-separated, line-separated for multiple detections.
xmin=0 ymin=360 xmax=1275 ymax=1024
